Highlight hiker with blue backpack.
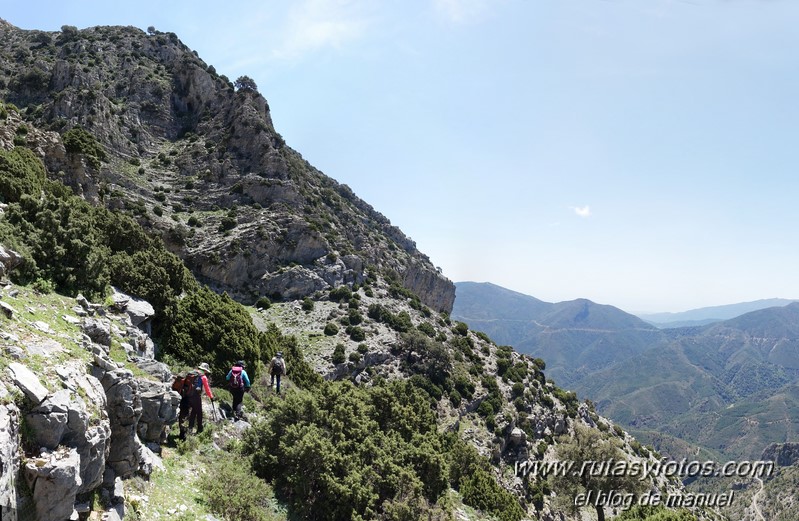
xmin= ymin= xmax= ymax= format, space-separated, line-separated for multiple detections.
xmin=177 ymin=362 xmax=214 ymax=440
xmin=226 ymin=360 xmax=251 ymax=420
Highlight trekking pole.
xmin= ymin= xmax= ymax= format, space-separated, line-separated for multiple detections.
xmin=210 ymin=397 xmax=218 ymax=422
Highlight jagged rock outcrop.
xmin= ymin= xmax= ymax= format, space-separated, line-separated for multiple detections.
xmin=7 ymin=362 xmax=49 ymax=404
xmin=762 ymin=442 xmax=799 ymax=467
xmin=402 ymin=260 xmax=456 ymax=314
xmin=1 ymin=279 xmax=181 ymax=517
xmin=137 ymin=379 xmax=180 ymax=444
xmin=0 ymin=381 xmax=21 ymax=519
xmin=23 ymin=447 xmax=82 ymax=521
xmin=112 ymin=286 xmax=155 ymax=336
xmin=98 ymin=367 xmax=143 ymax=478
xmin=0 ymin=245 xmax=23 ymax=279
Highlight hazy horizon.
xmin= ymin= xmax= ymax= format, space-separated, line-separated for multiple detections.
xmin=455 ymin=279 xmax=799 ymax=315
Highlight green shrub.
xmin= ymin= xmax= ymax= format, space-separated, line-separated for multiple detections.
xmin=452 ymin=373 xmax=475 ymax=400
xmin=256 ymin=296 xmax=271 ymax=309
xmin=397 ymin=332 xmax=452 ymax=386
xmin=417 ymin=321 xmax=436 ymax=338
xmin=496 ymin=357 xmax=511 ymax=376
xmin=347 ymin=309 xmax=363 ymax=325
xmin=332 ymin=343 xmax=346 ymax=364
xmin=198 ymin=456 xmax=277 ymax=521
xmin=328 ymin=285 xmax=351 ymax=302
xmin=219 ymin=215 xmax=237 ymax=231
xmin=62 ymin=127 xmax=106 ymax=168
xmin=0 ymin=148 xmax=46 ymax=203
xmin=323 ymin=322 xmax=339 ymax=336
xmin=31 ymin=278 xmax=55 ymax=294
xmin=347 ymin=326 xmax=365 ymax=341
xmin=453 ymin=321 xmax=469 ymax=336
xmin=459 ymin=467 xmax=525 ymax=521
xmin=243 ymin=380 xmax=450 ymax=520
xmin=477 ymin=400 xmax=494 ymax=417
xmin=162 ymin=286 xmax=261 ymax=379
xmin=449 ymin=389 xmax=462 ymax=407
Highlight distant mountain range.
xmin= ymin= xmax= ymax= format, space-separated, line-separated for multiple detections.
xmin=637 ymin=298 xmax=799 ymax=328
xmin=452 ymin=282 xmax=664 ymax=386
xmin=452 ymin=282 xmax=799 ymax=460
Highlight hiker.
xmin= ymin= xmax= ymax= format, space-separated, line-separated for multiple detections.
xmin=178 ymin=362 xmax=214 ymax=439
xmin=269 ymin=351 xmax=287 ymax=394
xmin=226 ymin=360 xmax=251 ymax=420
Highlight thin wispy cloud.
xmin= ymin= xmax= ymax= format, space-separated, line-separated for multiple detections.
xmin=571 ymin=205 xmax=592 ymax=218
xmin=272 ymin=0 xmax=373 ymax=60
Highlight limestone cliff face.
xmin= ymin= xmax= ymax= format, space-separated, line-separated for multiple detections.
xmin=0 ymin=21 xmax=455 ymax=312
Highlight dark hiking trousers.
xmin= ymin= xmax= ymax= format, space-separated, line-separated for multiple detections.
xmin=271 ymin=372 xmax=282 ymax=393
xmin=178 ymin=394 xmax=190 ymax=439
xmin=231 ymin=388 xmax=244 ymax=418
xmin=185 ymin=393 xmax=204 ymax=434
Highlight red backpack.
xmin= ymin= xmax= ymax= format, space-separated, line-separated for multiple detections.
xmin=171 ymin=371 xmax=200 ymax=396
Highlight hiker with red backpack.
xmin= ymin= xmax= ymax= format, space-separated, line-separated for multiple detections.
xmin=177 ymin=362 xmax=214 ymax=440
xmin=225 ymin=360 xmax=251 ymax=420
xmin=269 ymin=351 xmax=287 ymax=394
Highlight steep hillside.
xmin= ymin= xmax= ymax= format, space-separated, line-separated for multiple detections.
xmin=0 ymin=19 xmax=454 ymax=313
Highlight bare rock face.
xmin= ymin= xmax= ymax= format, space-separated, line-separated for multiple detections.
xmin=20 ymin=362 xmax=112 ymax=494
xmin=26 ymin=389 xmax=71 ymax=449
xmin=56 ymin=362 xmax=112 ymax=493
xmin=136 ymin=379 xmax=180 ymax=444
xmin=100 ymin=368 xmax=143 ymax=478
xmin=762 ymin=442 xmax=799 ymax=467
xmin=0 ymin=382 xmax=21 ymax=517
xmin=0 ymin=245 xmax=23 ymax=278
xmin=402 ymin=261 xmax=456 ymax=313
xmin=263 ymin=266 xmax=328 ymax=300
xmin=111 ymin=287 xmax=155 ymax=331
xmin=23 ymin=447 xmax=82 ymax=521
xmin=7 ymin=362 xmax=49 ymax=405
xmin=82 ymin=317 xmax=112 ymax=347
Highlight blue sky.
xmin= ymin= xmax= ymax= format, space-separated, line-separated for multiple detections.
xmin=3 ymin=0 xmax=799 ymax=313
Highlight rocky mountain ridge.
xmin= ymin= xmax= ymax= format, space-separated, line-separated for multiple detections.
xmin=0 ymin=19 xmax=454 ymax=313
